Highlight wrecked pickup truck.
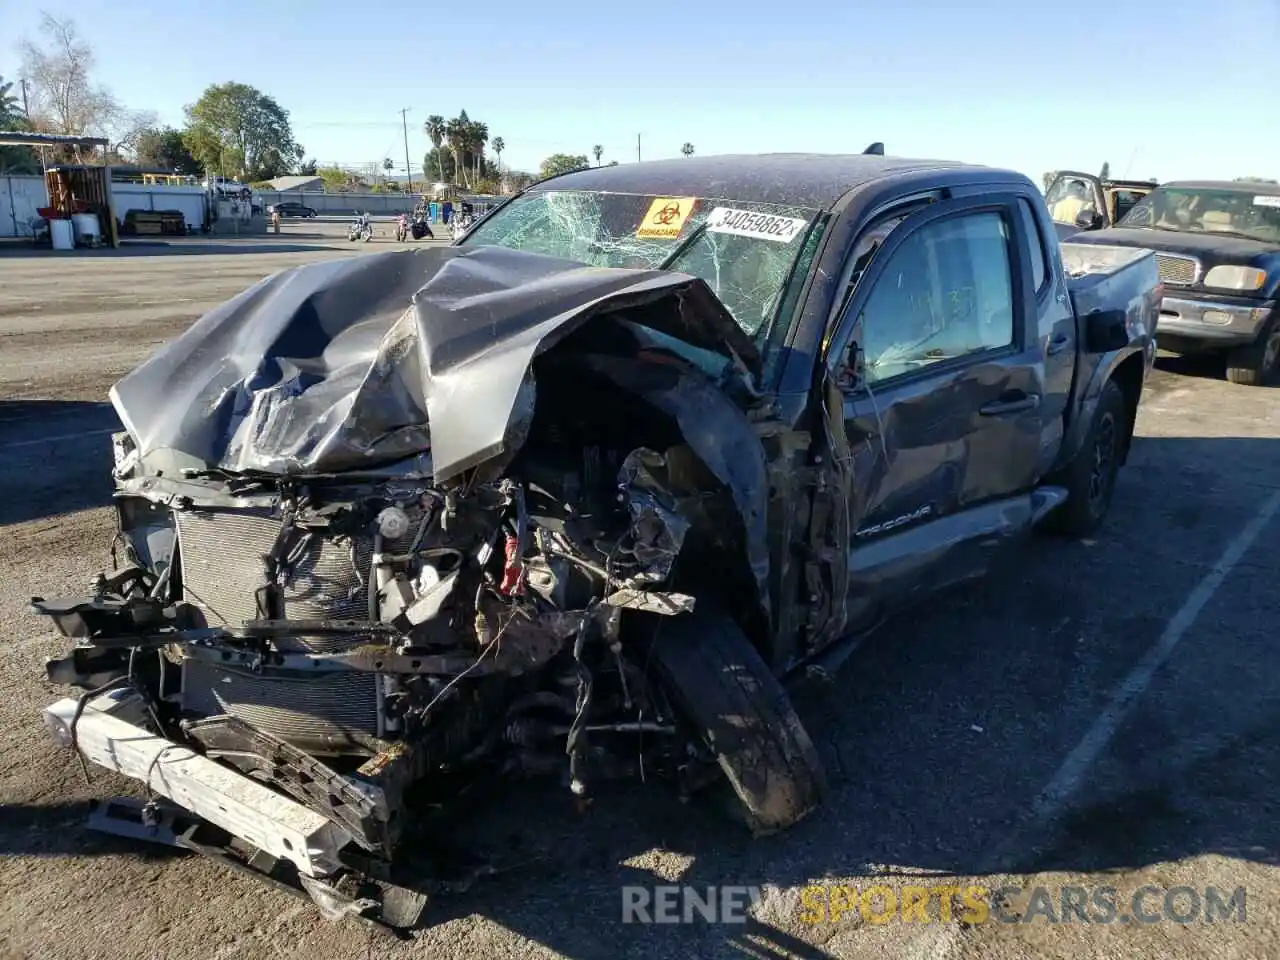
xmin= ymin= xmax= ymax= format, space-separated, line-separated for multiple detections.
xmin=33 ymin=154 xmax=1160 ymax=929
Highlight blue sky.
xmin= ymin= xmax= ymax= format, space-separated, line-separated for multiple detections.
xmin=2 ymin=0 xmax=1277 ymax=182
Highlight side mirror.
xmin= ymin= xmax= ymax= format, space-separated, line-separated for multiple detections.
xmin=1075 ymin=210 xmax=1104 ymax=230
xmin=1083 ymin=309 xmax=1130 ymax=353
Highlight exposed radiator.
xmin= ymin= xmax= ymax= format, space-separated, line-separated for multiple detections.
xmin=181 ymin=659 xmax=380 ymax=754
xmin=176 ymin=510 xmax=374 ymax=634
xmin=174 ymin=508 xmax=418 ymax=750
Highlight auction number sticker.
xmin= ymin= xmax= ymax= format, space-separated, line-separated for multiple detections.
xmin=637 ymin=197 xmax=697 ymax=239
xmin=705 ymin=207 xmax=809 ymax=243
xmin=1252 ymin=195 xmax=1280 ymax=208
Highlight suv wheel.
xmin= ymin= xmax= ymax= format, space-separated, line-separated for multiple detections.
xmin=645 ymin=611 xmax=826 ymax=835
xmin=1226 ymin=320 xmax=1280 ymax=386
xmin=1047 ymin=378 xmax=1128 ymax=537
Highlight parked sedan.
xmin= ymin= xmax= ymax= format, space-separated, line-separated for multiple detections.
xmin=268 ymin=201 xmax=317 ymax=218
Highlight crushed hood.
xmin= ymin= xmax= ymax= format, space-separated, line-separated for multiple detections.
xmin=110 ymin=245 xmax=762 ymax=484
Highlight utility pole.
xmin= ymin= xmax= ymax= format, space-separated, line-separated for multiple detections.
xmin=400 ymin=107 xmax=412 ymax=194
xmin=636 ymin=133 xmax=641 ymax=163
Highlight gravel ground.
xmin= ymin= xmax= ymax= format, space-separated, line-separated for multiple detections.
xmin=0 ymin=227 xmax=1277 ymax=960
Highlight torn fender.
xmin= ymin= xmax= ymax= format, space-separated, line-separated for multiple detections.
xmin=109 ymin=246 xmax=762 ymax=484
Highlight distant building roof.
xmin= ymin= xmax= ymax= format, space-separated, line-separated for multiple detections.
xmin=267 ymin=175 xmax=324 ymax=191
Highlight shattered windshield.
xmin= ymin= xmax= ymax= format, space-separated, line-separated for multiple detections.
xmin=1119 ymin=187 xmax=1280 ymax=243
xmin=459 ymin=190 xmax=823 ymax=338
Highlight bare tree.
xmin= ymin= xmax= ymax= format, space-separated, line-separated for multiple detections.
xmin=19 ymin=14 xmax=120 ymax=138
xmin=110 ymin=109 xmax=159 ymax=161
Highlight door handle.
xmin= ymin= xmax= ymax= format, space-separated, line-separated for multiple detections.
xmin=980 ymin=392 xmax=1041 ymax=416
xmin=1046 ymin=333 xmax=1071 ymax=355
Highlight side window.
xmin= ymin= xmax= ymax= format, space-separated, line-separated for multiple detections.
xmin=857 ymin=211 xmax=1015 ymax=385
xmin=1017 ymin=198 xmax=1048 ymax=293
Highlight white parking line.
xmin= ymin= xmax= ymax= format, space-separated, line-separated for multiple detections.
xmin=1029 ymin=487 xmax=1280 ymax=823
xmin=0 ymin=428 xmax=117 ymax=450
xmin=897 ymin=488 xmax=1280 ymax=960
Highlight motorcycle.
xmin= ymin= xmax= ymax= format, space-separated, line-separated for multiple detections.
xmin=347 ymin=216 xmax=374 ymax=243
xmin=395 ymin=214 xmax=409 ymax=242
xmin=410 ymin=213 xmax=434 ymax=240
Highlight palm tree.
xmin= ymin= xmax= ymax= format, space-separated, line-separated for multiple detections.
xmin=681 ymin=142 xmax=694 ymax=159
xmin=423 ymin=115 xmax=446 ymax=182
xmin=445 ymin=115 xmax=468 ymax=188
xmin=491 ymin=136 xmax=504 ymax=176
xmin=593 ymin=144 xmax=603 ymax=166
xmin=382 ymin=157 xmax=394 ymax=186
xmin=469 ymin=120 xmax=489 ymax=185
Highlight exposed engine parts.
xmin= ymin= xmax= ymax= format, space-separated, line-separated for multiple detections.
xmin=33 ymin=432 xmax=716 ymax=903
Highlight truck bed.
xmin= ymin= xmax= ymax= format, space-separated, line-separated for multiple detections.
xmin=1060 ymin=241 xmax=1158 ymax=320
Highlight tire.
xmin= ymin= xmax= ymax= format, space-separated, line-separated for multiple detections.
xmin=1225 ymin=320 xmax=1280 ymax=386
xmin=1047 ymin=378 xmax=1128 ymax=536
xmin=646 ymin=612 xmax=827 ymax=835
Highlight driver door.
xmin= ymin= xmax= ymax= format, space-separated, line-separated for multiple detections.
xmin=825 ymin=196 xmax=1045 ymax=626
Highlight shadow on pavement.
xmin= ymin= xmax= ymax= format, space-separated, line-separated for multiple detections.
xmin=0 ymin=399 xmax=119 ymax=526
xmin=1154 ymin=352 xmax=1229 ymax=382
xmin=0 ymin=800 xmax=185 ymax=863
xmin=1 ymin=435 xmax=1277 ymax=959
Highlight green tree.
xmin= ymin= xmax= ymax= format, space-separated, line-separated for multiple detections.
xmin=539 ymin=153 xmax=590 ymax=179
xmin=491 ymin=136 xmax=504 ymax=174
xmin=0 ymin=75 xmax=39 ymax=173
xmin=445 ymin=113 xmax=468 ymax=187
xmin=423 ymin=114 xmax=446 ymax=181
xmin=134 ymin=126 xmax=202 ymax=175
xmin=593 ymin=144 xmax=603 ymax=166
xmin=298 ymin=157 xmax=317 ymax=176
xmin=468 ymin=119 xmax=488 ymax=184
xmin=1099 ymin=161 xmax=1110 ymax=180
xmin=423 ymin=146 xmax=457 ymax=184
xmin=0 ymin=76 xmax=20 ymax=119
xmin=183 ymin=82 xmax=302 ymax=181
xmin=681 ymin=142 xmax=694 ymax=158
xmin=1234 ymin=176 xmax=1278 ymax=183
xmin=317 ymin=165 xmax=348 ymax=191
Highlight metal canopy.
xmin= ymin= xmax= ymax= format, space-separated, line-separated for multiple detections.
xmin=0 ymin=131 xmax=109 ymax=148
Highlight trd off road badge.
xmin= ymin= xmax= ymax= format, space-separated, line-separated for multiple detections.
xmin=705 ymin=207 xmax=809 ymax=243
xmin=636 ymin=197 xmax=697 ymax=239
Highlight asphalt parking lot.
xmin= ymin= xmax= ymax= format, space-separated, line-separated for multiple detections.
xmin=0 ymin=225 xmax=1277 ymax=960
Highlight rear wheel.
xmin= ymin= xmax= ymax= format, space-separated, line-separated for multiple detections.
xmin=1047 ymin=378 xmax=1128 ymax=536
xmin=645 ymin=612 xmax=827 ymax=835
xmin=1226 ymin=321 xmax=1280 ymax=386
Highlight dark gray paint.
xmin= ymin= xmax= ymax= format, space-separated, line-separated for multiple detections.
xmin=109 ymin=245 xmax=759 ymax=485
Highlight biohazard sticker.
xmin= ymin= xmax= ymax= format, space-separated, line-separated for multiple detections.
xmin=1252 ymin=195 xmax=1280 ymax=209
xmin=636 ymin=197 xmax=696 ymax=239
xmin=705 ymin=207 xmax=808 ymax=243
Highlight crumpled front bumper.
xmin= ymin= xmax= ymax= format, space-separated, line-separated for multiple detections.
xmin=42 ymin=689 xmax=351 ymax=878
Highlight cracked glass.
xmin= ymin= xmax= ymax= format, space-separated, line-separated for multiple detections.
xmin=460 ymin=191 xmax=823 ymax=338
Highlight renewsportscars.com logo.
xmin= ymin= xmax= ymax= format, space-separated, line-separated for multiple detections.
xmin=620 ymin=884 xmax=1248 ymax=926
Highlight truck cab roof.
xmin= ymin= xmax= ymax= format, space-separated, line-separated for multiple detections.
xmin=527 ymin=153 xmax=1031 ymax=212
